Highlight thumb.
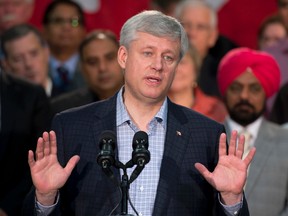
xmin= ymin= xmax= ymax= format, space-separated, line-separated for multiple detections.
xmin=195 ymin=162 xmax=212 ymax=180
xmin=64 ymin=155 xmax=80 ymax=176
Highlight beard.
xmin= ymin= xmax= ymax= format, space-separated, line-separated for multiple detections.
xmin=227 ymin=99 xmax=265 ymax=127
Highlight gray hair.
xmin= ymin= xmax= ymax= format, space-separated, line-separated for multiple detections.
xmin=119 ymin=10 xmax=189 ymax=60
xmin=174 ymin=0 xmax=218 ymax=28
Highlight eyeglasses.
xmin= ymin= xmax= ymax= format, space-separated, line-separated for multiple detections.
xmin=48 ymin=17 xmax=83 ymax=27
xmin=181 ymin=22 xmax=211 ymax=32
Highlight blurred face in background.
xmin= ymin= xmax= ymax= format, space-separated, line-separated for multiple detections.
xmin=169 ymin=51 xmax=197 ymax=94
xmin=179 ymin=5 xmax=218 ymax=58
xmin=0 ymin=0 xmax=34 ymax=33
xmin=80 ymin=37 xmax=123 ymax=99
xmin=224 ymin=70 xmax=266 ymax=126
xmin=259 ymin=22 xmax=287 ymax=49
xmin=278 ymin=0 xmax=288 ymax=28
xmin=3 ymin=32 xmax=50 ymax=88
xmin=43 ymin=3 xmax=85 ymax=51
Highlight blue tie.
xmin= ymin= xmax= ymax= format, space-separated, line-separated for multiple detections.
xmin=57 ymin=66 xmax=69 ymax=88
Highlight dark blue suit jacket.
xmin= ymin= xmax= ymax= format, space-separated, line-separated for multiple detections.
xmin=22 ymin=94 xmax=249 ymax=215
xmin=0 ymin=72 xmax=51 ymax=216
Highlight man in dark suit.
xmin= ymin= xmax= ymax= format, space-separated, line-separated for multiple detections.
xmin=23 ymin=11 xmax=255 ymax=215
xmin=0 ymin=69 xmax=51 ymax=216
xmin=43 ymin=0 xmax=86 ymax=96
xmin=50 ymin=29 xmax=124 ymax=116
xmin=1 ymin=23 xmax=61 ymax=98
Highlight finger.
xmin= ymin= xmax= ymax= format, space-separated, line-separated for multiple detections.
xmin=194 ymin=162 xmax=212 ymax=180
xmin=64 ymin=155 xmax=80 ymax=176
xmin=236 ymin=134 xmax=245 ymax=159
xmin=28 ymin=150 xmax=36 ymax=168
xmin=219 ymin=133 xmax=227 ymax=156
xmin=43 ymin=131 xmax=51 ymax=156
xmin=49 ymin=131 xmax=57 ymax=155
xmin=35 ymin=137 xmax=44 ymax=161
xmin=228 ymin=130 xmax=238 ymax=155
xmin=243 ymin=147 xmax=256 ymax=165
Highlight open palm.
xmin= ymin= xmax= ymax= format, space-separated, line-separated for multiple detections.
xmin=28 ymin=131 xmax=80 ymax=197
xmin=195 ymin=130 xmax=256 ymax=204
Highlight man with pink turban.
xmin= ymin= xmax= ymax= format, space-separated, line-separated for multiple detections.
xmin=218 ymin=47 xmax=288 ymax=216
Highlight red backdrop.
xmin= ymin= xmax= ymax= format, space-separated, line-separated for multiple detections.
xmin=218 ymin=0 xmax=278 ymax=48
xmin=29 ymin=0 xmax=150 ymax=39
xmin=29 ymin=0 xmax=278 ymax=48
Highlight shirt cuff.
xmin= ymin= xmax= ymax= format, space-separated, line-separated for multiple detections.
xmin=35 ymin=192 xmax=59 ymax=216
xmin=218 ymin=193 xmax=243 ymax=216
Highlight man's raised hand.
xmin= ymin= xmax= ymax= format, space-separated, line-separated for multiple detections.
xmin=28 ymin=131 xmax=80 ymax=205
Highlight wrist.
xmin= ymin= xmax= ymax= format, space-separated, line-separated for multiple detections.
xmin=36 ymin=190 xmax=58 ymax=206
xmin=220 ymin=192 xmax=243 ymax=205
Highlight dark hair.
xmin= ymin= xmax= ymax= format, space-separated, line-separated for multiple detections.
xmin=42 ymin=0 xmax=85 ymax=26
xmin=151 ymin=0 xmax=182 ymax=12
xmin=1 ymin=24 xmax=46 ymax=57
xmin=278 ymin=0 xmax=288 ymax=7
xmin=79 ymin=29 xmax=119 ymax=60
xmin=257 ymin=14 xmax=288 ymax=47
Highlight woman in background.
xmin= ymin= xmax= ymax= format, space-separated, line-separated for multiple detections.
xmin=168 ymin=45 xmax=227 ymax=122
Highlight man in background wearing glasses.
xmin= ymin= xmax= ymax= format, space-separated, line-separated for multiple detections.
xmin=42 ymin=0 xmax=86 ymax=96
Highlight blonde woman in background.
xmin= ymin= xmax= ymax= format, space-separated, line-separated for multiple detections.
xmin=168 ymin=45 xmax=227 ymax=122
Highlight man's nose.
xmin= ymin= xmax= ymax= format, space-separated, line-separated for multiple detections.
xmin=99 ymin=60 xmax=108 ymax=72
xmin=151 ymin=56 xmax=163 ymax=72
xmin=239 ymin=87 xmax=250 ymax=100
xmin=23 ymin=56 xmax=33 ymax=69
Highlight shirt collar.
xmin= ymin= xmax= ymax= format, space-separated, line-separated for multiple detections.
xmin=116 ymin=86 xmax=168 ymax=130
xmin=226 ymin=116 xmax=263 ymax=139
xmin=50 ymin=53 xmax=79 ymax=75
xmin=45 ymin=77 xmax=53 ymax=97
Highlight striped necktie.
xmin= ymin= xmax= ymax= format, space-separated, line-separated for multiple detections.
xmin=239 ymin=129 xmax=252 ymax=159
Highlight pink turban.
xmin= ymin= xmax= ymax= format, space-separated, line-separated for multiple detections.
xmin=217 ymin=48 xmax=280 ymax=98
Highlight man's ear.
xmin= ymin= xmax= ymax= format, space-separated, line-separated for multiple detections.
xmin=118 ymin=46 xmax=128 ymax=69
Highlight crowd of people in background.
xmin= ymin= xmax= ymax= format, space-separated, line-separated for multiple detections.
xmin=1 ymin=0 xmax=288 ymax=215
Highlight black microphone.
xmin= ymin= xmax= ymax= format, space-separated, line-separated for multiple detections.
xmin=132 ymin=131 xmax=150 ymax=167
xmin=129 ymin=131 xmax=150 ymax=184
xmin=97 ymin=130 xmax=116 ymax=169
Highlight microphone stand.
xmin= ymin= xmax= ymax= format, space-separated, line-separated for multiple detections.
xmin=115 ymin=160 xmax=135 ymax=216
xmin=98 ymin=131 xmax=149 ymax=216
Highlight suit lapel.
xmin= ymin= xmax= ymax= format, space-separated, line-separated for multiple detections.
xmin=224 ymin=120 xmax=274 ymax=196
xmin=91 ymin=95 xmax=121 ymax=211
xmin=245 ymin=120 xmax=274 ymax=197
xmin=153 ymin=101 xmax=189 ymax=215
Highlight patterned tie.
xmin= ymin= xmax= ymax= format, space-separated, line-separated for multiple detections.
xmin=239 ymin=129 xmax=252 ymax=188
xmin=56 ymin=66 xmax=69 ymax=88
xmin=239 ymin=129 xmax=252 ymax=159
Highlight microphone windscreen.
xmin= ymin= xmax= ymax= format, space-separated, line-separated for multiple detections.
xmin=132 ymin=131 xmax=148 ymax=149
xmin=98 ymin=130 xmax=116 ymax=149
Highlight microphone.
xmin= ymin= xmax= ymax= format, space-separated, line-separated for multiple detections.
xmin=97 ymin=130 xmax=116 ymax=169
xmin=129 ymin=131 xmax=150 ymax=184
xmin=132 ymin=131 xmax=150 ymax=166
